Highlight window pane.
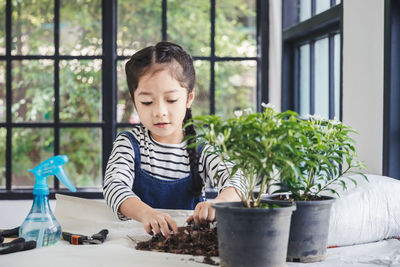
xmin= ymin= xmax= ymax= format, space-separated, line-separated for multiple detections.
xmin=0 ymin=128 xmax=5 ymax=188
xmin=168 ymin=0 xmax=210 ymax=57
xmin=314 ymin=37 xmax=329 ymax=119
xmin=0 ymin=61 xmax=5 ymax=122
xmin=316 ymin=0 xmax=331 ymax=15
xmin=0 ymin=0 xmax=5 ymax=55
xmin=59 ymin=60 xmax=102 ymax=122
xmin=117 ymin=59 xmax=139 ymax=124
xmin=336 ymin=0 xmax=342 ymax=4
xmin=12 ymin=60 xmax=54 ymax=122
xmin=334 ymin=34 xmax=341 ymax=119
xmin=216 ymin=0 xmax=256 ymax=57
xmin=60 ymin=128 xmax=102 ymax=188
xmin=215 ymin=61 xmax=256 ymax=119
xmin=193 ymin=60 xmax=210 ymax=116
xmin=299 ymin=44 xmax=310 ymax=117
xmin=60 ymin=0 xmax=102 ymax=56
xmin=299 ymin=0 xmax=311 ymax=22
xmin=11 ymin=0 xmax=54 ymax=55
xmin=117 ymin=0 xmax=161 ymax=57
xmin=12 ymin=128 xmax=54 ymax=189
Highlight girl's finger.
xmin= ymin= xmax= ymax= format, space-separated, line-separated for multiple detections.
xmin=207 ymin=206 xmax=216 ymax=222
xmin=164 ymin=215 xmax=178 ymax=234
xmin=158 ymin=218 xmax=171 ymax=238
xmin=198 ymin=203 xmax=209 ymax=224
xmin=144 ymin=222 xmax=153 ymax=235
xmin=192 ymin=205 xmax=201 ymax=226
xmin=150 ymin=220 xmax=161 ymax=235
xmin=186 ymin=215 xmax=194 ymax=224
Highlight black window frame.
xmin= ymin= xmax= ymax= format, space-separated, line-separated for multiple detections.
xmin=281 ymin=0 xmax=343 ymax=120
xmin=383 ymin=0 xmax=400 ymax=179
xmin=0 ymin=0 xmax=269 ymax=199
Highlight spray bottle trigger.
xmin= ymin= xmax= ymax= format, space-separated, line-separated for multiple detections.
xmin=54 ymin=167 xmax=76 ymax=192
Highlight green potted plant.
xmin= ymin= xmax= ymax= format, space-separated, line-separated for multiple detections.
xmin=187 ymin=105 xmax=299 ymax=267
xmin=272 ymin=113 xmax=367 ymax=263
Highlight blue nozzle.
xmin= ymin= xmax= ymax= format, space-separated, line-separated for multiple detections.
xmin=29 ymin=155 xmax=76 ymax=195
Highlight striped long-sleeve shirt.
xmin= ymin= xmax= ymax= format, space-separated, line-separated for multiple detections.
xmin=103 ymin=124 xmax=245 ymax=218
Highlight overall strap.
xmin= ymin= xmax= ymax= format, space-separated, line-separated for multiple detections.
xmin=197 ymin=142 xmax=206 ymax=158
xmin=118 ymin=131 xmax=141 ymax=164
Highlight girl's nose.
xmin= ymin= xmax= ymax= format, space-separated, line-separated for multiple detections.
xmin=153 ymin=102 xmax=168 ymax=117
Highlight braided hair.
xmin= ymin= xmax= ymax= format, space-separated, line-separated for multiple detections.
xmin=125 ymin=42 xmax=203 ymax=197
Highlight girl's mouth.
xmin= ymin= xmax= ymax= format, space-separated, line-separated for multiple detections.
xmin=154 ymin=122 xmax=170 ymax=128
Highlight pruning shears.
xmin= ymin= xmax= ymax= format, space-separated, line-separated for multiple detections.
xmin=62 ymin=229 xmax=109 ymax=245
xmin=0 ymin=227 xmax=36 ymax=255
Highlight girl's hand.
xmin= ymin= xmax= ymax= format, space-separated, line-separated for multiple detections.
xmin=186 ymin=200 xmax=217 ymax=226
xmin=186 ymin=187 xmax=242 ymax=226
xmin=141 ymin=209 xmax=178 ymax=238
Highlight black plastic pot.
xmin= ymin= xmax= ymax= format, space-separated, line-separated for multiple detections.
xmin=286 ymin=197 xmax=335 ymax=262
xmin=264 ymin=194 xmax=335 ymax=263
xmin=213 ymin=201 xmax=296 ymax=267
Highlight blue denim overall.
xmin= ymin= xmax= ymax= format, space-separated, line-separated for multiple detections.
xmin=122 ymin=131 xmax=204 ymax=210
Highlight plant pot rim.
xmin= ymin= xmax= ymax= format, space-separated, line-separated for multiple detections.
xmin=267 ymin=193 xmax=336 ymax=206
xmin=212 ymin=201 xmax=296 ymax=213
xmin=293 ymin=196 xmax=335 ymax=206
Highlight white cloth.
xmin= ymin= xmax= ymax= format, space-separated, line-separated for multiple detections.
xmin=327 ymin=174 xmax=400 ymax=246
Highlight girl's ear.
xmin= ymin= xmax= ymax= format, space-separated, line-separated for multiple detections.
xmin=186 ymin=89 xmax=196 ymax=109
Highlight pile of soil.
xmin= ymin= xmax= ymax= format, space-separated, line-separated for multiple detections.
xmin=136 ymin=223 xmax=218 ymax=265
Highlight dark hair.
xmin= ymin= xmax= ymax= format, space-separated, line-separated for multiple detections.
xmin=125 ymin=42 xmax=202 ymax=197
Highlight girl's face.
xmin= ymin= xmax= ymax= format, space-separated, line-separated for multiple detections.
xmin=134 ymin=67 xmax=195 ymax=144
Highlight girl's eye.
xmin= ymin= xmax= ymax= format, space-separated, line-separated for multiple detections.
xmin=167 ymin=99 xmax=178 ymax=103
xmin=141 ymin=101 xmax=152 ymax=105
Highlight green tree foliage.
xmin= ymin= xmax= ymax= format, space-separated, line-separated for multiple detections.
xmin=0 ymin=0 xmax=5 ymax=53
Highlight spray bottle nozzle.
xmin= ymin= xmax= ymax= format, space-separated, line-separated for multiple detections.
xmin=30 ymin=155 xmax=76 ymax=195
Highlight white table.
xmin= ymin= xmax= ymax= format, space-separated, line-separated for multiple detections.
xmin=1 ymin=194 xmax=400 ymax=267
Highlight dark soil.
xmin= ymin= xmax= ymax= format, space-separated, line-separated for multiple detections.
xmin=136 ymin=223 xmax=218 ymax=265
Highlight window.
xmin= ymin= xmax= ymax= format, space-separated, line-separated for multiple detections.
xmin=383 ymin=0 xmax=400 ymax=179
xmin=282 ymin=0 xmax=342 ymax=120
xmin=0 ymin=0 xmax=268 ymax=199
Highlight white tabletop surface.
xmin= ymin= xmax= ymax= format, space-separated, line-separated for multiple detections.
xmin=1 ymin=194 xmax=400 ymax=267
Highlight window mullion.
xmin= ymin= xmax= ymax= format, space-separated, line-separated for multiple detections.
xmin=5 ymin=0 xmax=12 ymax=191
xmin=257 ymin=0 xmax=269 ymax=111
xmin=102 ymin=0 xmax=117 ymax=187
xmin=54 ymin=0 xmax=60 ymax=190
xmin=162 ymin=0 xmax=167 ymax=41
xmin=328 ymin=34 xmax=335 ymax=119
xmin=294 ymin=46 xmax=300 ymax=113
xmin=311 ymin=0 xmax=316 ymax=16
xmin=310 ymin=41 xmax=315 ymax=115
xmin=210 ymin=0 xmax=215 ymax=115
xmin=383 ymin=0 xmax=400 ymax=179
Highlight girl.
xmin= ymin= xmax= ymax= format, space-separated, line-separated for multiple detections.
xmin=103 ymin=42 xmax=245 ymax=238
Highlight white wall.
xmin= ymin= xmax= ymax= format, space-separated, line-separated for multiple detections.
xmin=342 ymin=0 xmax=385 ymax=175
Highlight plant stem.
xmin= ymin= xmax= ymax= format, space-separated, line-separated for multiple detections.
xmin=315 ymin=165 xmax=351 ymax=195
xmin=218 ymin=152 xmax=249 ymax=207
xmin=303 ymin=170 xmax=314 ymax=197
